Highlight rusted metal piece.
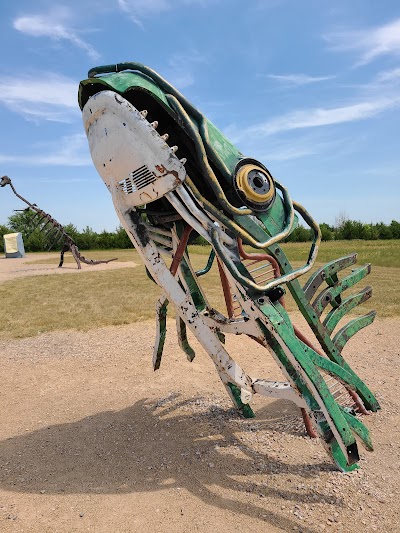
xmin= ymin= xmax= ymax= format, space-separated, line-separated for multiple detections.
xmin=170 ymin=225 xmax=192 ymax=275
xmin=301 ymin=408 xmax=318 ymax=438
xmin=217 ymin=258 xmax=235 ymax=318
xmin=237 ymin=237 xmax=280 ymax=277
xmin=1 ymin=175 xmax=117 ymax=269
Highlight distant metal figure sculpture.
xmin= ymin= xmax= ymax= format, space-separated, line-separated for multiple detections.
xmin=0 ymin=175 xmax=117 ymax=269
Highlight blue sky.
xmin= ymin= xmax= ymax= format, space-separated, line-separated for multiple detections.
xmin=1 ymin=0 xmax=399 ymax=231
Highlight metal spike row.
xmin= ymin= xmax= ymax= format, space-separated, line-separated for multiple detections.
xmin=32 ymin=214 xmax=48 ymax=231
xmin=151 ymin=121 xmax=158 ymax=129
xmin=48 ymin=233 xmax=63 ymax=251
xmin=41 ymin=219 xmax=52 ymax=232
xmin=44 ymin=225 xmax=57 ymax=238
xmin=140 ymin=110 xmax=148 ymax=118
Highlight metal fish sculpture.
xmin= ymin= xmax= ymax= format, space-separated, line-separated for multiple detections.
xmin=79 ymin=62 xmax=379 ymax=471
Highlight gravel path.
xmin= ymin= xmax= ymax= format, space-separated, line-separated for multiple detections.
xmin=1 ymin=252 xmax=399 ymax=531
xmin=0 ymin=254 xmax=137 ymax=282
xmin=0 ymin=313 xmax=399 ymax=532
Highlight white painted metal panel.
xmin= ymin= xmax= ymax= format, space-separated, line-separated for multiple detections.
xmin=83 ymin=91 xmax=186 ymax=207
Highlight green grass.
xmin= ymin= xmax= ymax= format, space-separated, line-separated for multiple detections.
xmin=1 ymin=240 xmax=400 ymax=339
xmin=190 ymin=239 xmax=400 ymax=268
xmin=279 ymin=240 xmax=400 ymax=269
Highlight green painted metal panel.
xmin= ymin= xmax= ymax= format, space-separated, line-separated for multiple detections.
xmin=79 ymin=71 xmax=170 ymax=110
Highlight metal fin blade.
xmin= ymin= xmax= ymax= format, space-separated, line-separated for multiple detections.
xmin=153 ymin=295 xmax=168 ymax=370
xmin=333 ymin=311 xmax=376 ymax=352
xmin=176 ymin=316 xmax=195 ymax=361
xmin=339 ymin=407 xmax=374 ymax=451
xmin=313 ymin=264 xmax=371 ymax=317
xmin=323 ymin=286 xmax=373 ymax=335
xmin=303 ymin=253 xmax=357 ymax=301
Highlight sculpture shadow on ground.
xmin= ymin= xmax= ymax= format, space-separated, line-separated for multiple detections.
xmin=0 ymin=397 xmax=337 ymax=532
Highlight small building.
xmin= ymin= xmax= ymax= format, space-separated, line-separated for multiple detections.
xmin=3 ymin=232 xmax=25 ymax=258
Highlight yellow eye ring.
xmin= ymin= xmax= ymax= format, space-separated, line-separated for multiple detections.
xmin=235 ymin=164 xmax=275 ymax=204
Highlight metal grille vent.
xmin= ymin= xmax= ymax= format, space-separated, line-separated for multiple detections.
xmin=119 ymin=165 xmax=156 ymax=194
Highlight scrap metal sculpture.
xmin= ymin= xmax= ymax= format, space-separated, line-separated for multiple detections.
xmin=79 ymin=62 xmax=379 ymax=471
xmin=0 ymin=175 xmax=117 ymax=269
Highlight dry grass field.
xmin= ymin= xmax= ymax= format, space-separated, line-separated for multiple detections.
xmin=1 ymin=241 xmax=399 ymax=339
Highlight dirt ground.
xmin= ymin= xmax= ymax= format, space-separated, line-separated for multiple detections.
xmin=0 ymin=256 xmax=399 ymax=532
xmin=0 ymin=255 xmax=137 ymax=283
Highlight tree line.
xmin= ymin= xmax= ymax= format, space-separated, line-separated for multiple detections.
xmin=1 ymin=210 xmax=400 ymax=252
xmin=0 ymin=211 xmax=132 ymax=253
xmin=286 ymin=220 xmax=400 ymax=242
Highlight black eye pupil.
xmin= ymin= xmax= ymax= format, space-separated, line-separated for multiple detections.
xmin=253 ymin=175 xmax=265 ymax=189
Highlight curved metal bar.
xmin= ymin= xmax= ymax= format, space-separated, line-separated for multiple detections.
xmin=323 ymin=287 xmax=373 ymax=335
xmin=303 ymin=253 xmax=358 ymax=301
xmin=210 ymin=201 xmax=321 ymax=294
xmin=175 ymin=185 xmax=234 ymax=246
xmin=184 ymin=177 xmax=296 ymax=250
xmin=237 ymin=237 xmax=280 ymax=278
xmin=87 ymin=62 xmax=234 ymax=183
xmin=292 ymin=201 xmax=322 ymax=265
xmin=165 ymin=93 xmax=252 ymax=216
xmin=313 ymin=264 xmax=371 ymax=317
xmin=333 ymin=311 xmax=376 ymax=352
xmin=195 ymin=249 xmax=215 ymax=277
xmin=166 ymin=191 xmax=212 ymax=243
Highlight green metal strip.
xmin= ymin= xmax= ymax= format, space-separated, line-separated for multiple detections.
xmin=325 ymin=273 xmax=339 ymax=287
xmin=226 ymin=383 xmax=255 ymax=418
xmin=313 ymin=264 xmax=372 ymax=317
xmin=288 ymin=274 xmax=379 ymax=411
xmin=253 ymin=320 xmax=360 ymax=471
xmin=180 ymin=259 xmax=207 ymax=311
xmin=339 ymin=406 xmax=373 ymax=451
xmin=177 ymin=317 xmax=196 ymax=361
xmin=301 ymin=345 xmax=356 ymax=387
xmin=323 ymin=286 xmax=373 ymax=335
xmin=333 ymin=311 xmax=376 ymax=352
xmin=154 ymin=298 xmax=168 ymax=370
xmin=330 ymin=436 xmax=360 ymax=472
xmin=79 ymin=72 xmax=170 ymax=110
xmin=255 ymin=320 xmax=320 ymax=412
xmin=303 ymin=253 xmax=357 ymax=301
xmin=195 ymin=249 xmax=215 ymax=277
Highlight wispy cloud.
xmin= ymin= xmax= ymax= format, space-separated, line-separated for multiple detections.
xmin=223 ymin=123 xmax=340 ymax=162
xmin=254 ymin=142 xmax=320 ymax=162
xmin=376 ymin=67 xmax=400 ymax=83
xmin=324 ymin=18 xmax=400 ymax=65
xmin=0 ymin=134 xmax=91 ymax=167
xmin=166 ymin=50 xmax=208 ymax=89
xmin=250 ymin=98 xmax=400 ymax=136
xmin=267 ymin=73 xmax=335 ymax=86
xmin=118 ymin=0 xmax=215 ymax=26
xmin=0 ymin=73 xmax=78 ymax=122
xmin=13 ymin=7 xmax=99 ymax=60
